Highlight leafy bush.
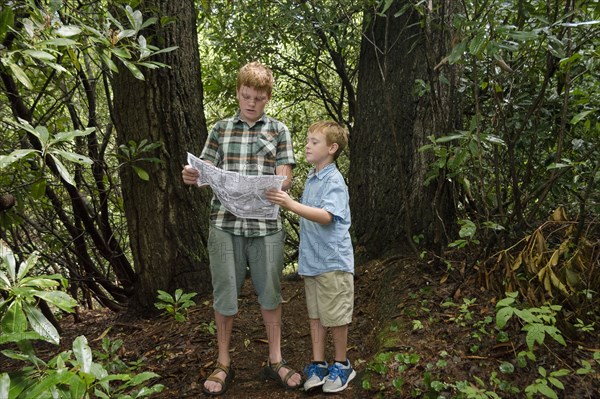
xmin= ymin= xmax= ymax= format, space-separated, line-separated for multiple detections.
xmin=0 ymin=242 xmax=164 ymax=398
xmin=154 ymin=289 xmax=197 ymax=322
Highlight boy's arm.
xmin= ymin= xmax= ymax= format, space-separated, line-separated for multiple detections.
xmin=265 ymin=189 xmax=333 ymax=225
xmin=275 ymin=164 xmax=293 ymax=191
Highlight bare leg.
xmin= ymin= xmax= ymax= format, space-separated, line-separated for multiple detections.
xmin=203 ymin=311 xmax=234 ymax=393
xmin=331 ymin=324 xmax=348 ymax=363
xmin=262 ymin=305 xmax=302 ymax=387
xmin=309 ymin=318 xmax=327 ymax=362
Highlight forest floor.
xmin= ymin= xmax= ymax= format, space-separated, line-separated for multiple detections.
xmin=4 ymin=256 xmax=599 ymax=398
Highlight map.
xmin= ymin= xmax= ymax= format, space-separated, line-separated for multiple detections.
xmin=187 ymin=152 xmax=285 ymax=220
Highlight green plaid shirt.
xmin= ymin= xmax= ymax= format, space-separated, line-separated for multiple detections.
xmin=200 ymin=111 xmax=295 ymax=236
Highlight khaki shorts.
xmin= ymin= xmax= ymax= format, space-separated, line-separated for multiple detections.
xmin=208 ymin=226 xmax=285 ymax=316
xmin=304 ymin=271 xmax=354 ymax=327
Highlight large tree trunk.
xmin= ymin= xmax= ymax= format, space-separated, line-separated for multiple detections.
xmin=351 ymin=0 xmax=460 ymax=262
xmin=112 ymin=0 xmax=212 ymax=312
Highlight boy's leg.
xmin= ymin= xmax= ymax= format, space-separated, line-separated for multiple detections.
xmin=204 ymin=311 xmax=234 ymax=393
xmin=204 ymin=227 xmax=245 ymax=393
xmin=303 ymin=278 xmax=329 ymax=391
xmin=262 ymin=305 xmax=282 ymax=363
xmin=309 ymin=318 xmax=327 ymax=361
xmin=331 ymin=324 xmax=348 ymax=362
xmin=249 ymin=231 xmax=301 ymax=388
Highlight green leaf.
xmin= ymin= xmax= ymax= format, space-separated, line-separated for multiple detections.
xmin=0 ymin=149 xmax=37 ymax=169
xmin=19 ymin=276 xmax=59 ymax=288
xmin=49 ymin=149 xmax=93 ymax=165
xmin=547 ymin=377 xmax=564 ymax=389
xmin=524 ymin=323 xmax=545 ymax=350
xmin=132 ymin=165 xmax=150 ymax=180
xmin=23 ymin=49 xmax=55 ymax=61
xmin=34 ymin=125 xmax=50 ymax=145
xmin=73 ymin=336 xmax=93 ymax=373
xmin=0 ymin=243 xmax=16 ymax=281
xmin=16 ymin=251 xmax=39 ymax=281
xmin=55 ymin=25 xmax=82 ymax=37
xmin=449 ymin=39 xmax=468 ymax=64
xmin=41 ymin=37 xmax=77 ymax=47
xmin=129 ymin=371 xmax=160 ymax=386
xmin=34 ymin=290 xmax=78 ymax=313
xmin=495 ymin=306 xmax=514 ymax=329
xmin=51 ymin=127 xmax=95 ymax=144
xmin=150 ymin=46 xmax=179 ymax=56
xmin=469 ymin=31 xmax=487 ymax=55
xmin=23 ymin=302 xmax=60 ymax=344
xmin=69 ymin=373 xmax=88 ymax=399
xmin=0 ymin=7 xmax=15 ymax=38
xmin=8 ymin=63 xmax=33 ymax=89
xmin=123 ymin=61 xmax=145 ymax=80
xmin=0 ymin=272 xmax=10 ymax=290
xmin=570 ymin=110 xmax=594 ymax=125
xmin=0 ymin=373 xmax=9 ymax=399
xmin=135 ymin=384 xmax=165 ymax=397
xmin=48 ymin=154 xmax=75 ymax=186
xmin=1 ymin=300 xmax=27 ymax=334
xmin=111 ymin=47 xmax=132 ymax=59
xmin=24 ymin=371 xmax=73 ymax=399
xmin=537 ymin=383 xmax=558 ymax=399
xmin=507 ymin=30 xmax=539 ymax=41
xmin=0 ymin=331 xmax=45 ymax=344
xmin=117 ymin=29 xmax=137 ymax=41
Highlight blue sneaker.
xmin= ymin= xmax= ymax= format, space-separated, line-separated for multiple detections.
xmin=303 ymin=361 xmax=329 ymax=391
xmin=322 ymin=360 xmax=356 ymax=393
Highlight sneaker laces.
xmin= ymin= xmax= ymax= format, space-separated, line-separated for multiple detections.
xmin=305 ymin=363 xmax=325 ymax=378
xmin=328 ymin=363 xmax=343 ymax=381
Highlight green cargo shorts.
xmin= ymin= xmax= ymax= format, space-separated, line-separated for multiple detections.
xmin=208 ymin=226 xmax=285 ymax=316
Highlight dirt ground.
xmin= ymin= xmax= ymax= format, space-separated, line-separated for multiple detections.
xmin=3 ymin=257 xmax=599 ymax=398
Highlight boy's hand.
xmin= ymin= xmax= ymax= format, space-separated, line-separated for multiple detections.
xmin=182 ymin=164 xmax=200 ymax=185
xmin=265 ymin=188 xmax=293 ymax=209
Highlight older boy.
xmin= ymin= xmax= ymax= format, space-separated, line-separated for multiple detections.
xmin=182 ymin=61 xmax=301 ymax=396
xmin=266 ymin=120 xmax=355 ymax=393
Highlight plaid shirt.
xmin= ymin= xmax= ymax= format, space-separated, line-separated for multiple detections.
xmin=200 ymin=111 xmax=295 ymax=236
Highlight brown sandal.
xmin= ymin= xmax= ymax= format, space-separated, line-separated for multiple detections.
xmin=202 ymin=362 xmax=235 ymax=396
xmin=263 ymin=359 xmax=302 ymax=390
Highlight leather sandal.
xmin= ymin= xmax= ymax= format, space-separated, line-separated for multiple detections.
xmin=202 ymin=362 xmax=234 ymax=396
xmin=263 ymin=359 xmax=302 ymax=390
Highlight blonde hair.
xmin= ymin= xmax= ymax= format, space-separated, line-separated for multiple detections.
xmin=308 ymin=120 xmax=348 ymax=160
xmin=237 ymin=61 xmax=274 ymax=95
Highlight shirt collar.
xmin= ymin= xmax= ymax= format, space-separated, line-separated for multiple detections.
xmin=233 ymin=110 xmax=267 ymax=126
xmin=307 ymin=162 xmax=336 ymax=180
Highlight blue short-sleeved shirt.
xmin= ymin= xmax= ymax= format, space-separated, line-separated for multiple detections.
xmin=298 ymin=163 xmax=354 ymax=276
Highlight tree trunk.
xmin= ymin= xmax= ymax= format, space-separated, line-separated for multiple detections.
xmin=111 ymin=0 xmax=212 ymax=312
xmin=351 ymin=0 xmax=460 ymax=262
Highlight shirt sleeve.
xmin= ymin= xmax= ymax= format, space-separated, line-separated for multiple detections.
xmin=320 ymin=176 xmax=349 ymax=222
xmin=275 ymin=123 xmax=295 ymax=167
xmin=200 ymin=125 xmax=220 ymax=165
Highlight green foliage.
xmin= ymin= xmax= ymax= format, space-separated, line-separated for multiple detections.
xmin=116 ymin=139 xmax=164 ymax=181
xmin=496 ymin=292 xmax=566 ymax=353
xmin=0 ymin=0 xmax=178 ymax=310
xmin=420 ymin=0 xmax=600 ymax=275
xmin=1 ymin=335 xmax=164 ymax=399
xmin=154 ymin=289 xmax=197 ymax=322
xmin=0 ymin=242 xmax=164 ymax=398
xmin=0 ymin=119 xmax=94 ymax=186
xmin=0 ymin=242 xmax=77 ymax=345
xmin=524 ymin=367 xmax=569 ymax=399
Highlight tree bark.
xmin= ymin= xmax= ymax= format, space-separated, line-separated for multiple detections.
xmin=111 ymin=0 xmax=212 ymax=313
xmin=351 ymin=0 xmax=460 ymax=262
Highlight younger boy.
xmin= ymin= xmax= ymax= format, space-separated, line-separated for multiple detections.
xmin=265 ymin=120 xmax=355 ymax=393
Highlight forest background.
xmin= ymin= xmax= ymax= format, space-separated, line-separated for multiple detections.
xmin=0 ymin=0 xmax=598 ymax=398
